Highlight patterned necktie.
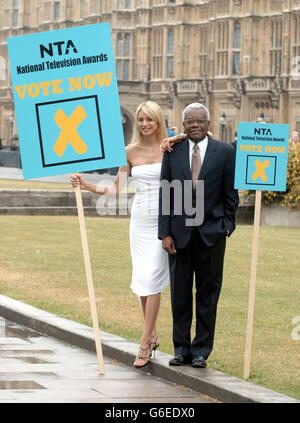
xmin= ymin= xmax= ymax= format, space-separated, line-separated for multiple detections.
xmin=191 ymin=143 xmax=201 ymax=189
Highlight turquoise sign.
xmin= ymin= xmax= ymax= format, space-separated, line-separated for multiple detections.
xmin=7 ymin=23 xmax=126 ymax=179
xmin=234 ymin=122 xmax=290 ymax=191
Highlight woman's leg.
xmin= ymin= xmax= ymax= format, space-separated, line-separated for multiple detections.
xmin=140 ymin=295 xmax=159 ymax=339
xmin=140 ymin=296 xmax=147 ymax=319
xmin=134 ymin=293 xmax=161 ymax=367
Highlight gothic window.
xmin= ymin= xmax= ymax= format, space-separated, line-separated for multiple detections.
xmin=123 ymin=60 xmax=130 ymax=80
xmin=118 ymin=0 xmax=131 ymax=8
xmin=167 ymin=29 xmax=174 ymax=54
xmin=152 ymin=28 xmax=163 ymax=79
xmin=117 ymin=33 xmax=123 ymax=56
xmin=166 ymin=29 xmax=174 ymax=78
xmin=216 ymin=21 xmax=229 ymax=76
xmin=199 ymin=25 xmax=208 ymax=76
xmin=166 ymin=57 xmax=174 ymax=78
xmin=116 ymin=60 xmax=122 ymax=80
xmin=116 ymin=33 xmax=131 ymax=81
xmin=54 ymin=2 xmax=60 ymax=21
xmin=292 ymin=14 xmax=300 ymax=68
xmin=233 ymin=22 xmax=241 ymax=49
xmin=232 ymin=22 xmax=241 ymax=75
xmin=12 ymin=0 xmax=19 ymax=27
xmin=270 ymin=18 xmax=282 ymax=74
xmin=124 ymin=33 xmax=131 ymax=56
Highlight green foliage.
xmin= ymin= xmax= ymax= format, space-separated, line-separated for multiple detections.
xmin=262 ymin=141 xmax=300 ymax=210
xmin=244 ymin=141 xmax=300 ymax=210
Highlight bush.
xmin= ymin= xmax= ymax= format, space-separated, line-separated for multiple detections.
xmin=261 ymin=141 xmax=300 ymax=210
xmin=243 ymin=141 xmax=300 ymax=211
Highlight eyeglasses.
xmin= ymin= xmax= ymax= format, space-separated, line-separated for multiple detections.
xmin=184 ymin=119 xmax=208 ymax=126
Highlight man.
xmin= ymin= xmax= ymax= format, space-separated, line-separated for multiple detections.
xmin=158 ymin=103 xmax=239 ymax=368
xmin=231 ymin=131 xmax=238 ymax=150
xmin=290 ymin=131 xmax=299 ymax=144
xmin=165 ymin=118 xmax=177 ymax=137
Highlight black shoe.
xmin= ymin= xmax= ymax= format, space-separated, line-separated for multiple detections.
xmin=169 ymin=354 xmax=190 ymax=366
xmin=191 ymin=356 xmax=207 ymax=368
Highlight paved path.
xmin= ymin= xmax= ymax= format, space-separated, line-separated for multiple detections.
xmin=0 ymin=317 xmax=212 ymax=404
xmin=0 ymin=295 xmax=298 ymax=404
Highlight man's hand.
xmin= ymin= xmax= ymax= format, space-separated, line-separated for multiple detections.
xmin=160 ymin=133 xmax=187 ymax=153
xmin=162 ymin=236 xmax=177 ymax=255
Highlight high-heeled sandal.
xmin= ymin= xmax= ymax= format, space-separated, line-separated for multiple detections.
xmin=133 ymin=345 xmax=151 ymax=368
xmin=150 ymin=336 xmax=160 ymax=357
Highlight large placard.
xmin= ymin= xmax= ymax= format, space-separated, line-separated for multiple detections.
xmin=7 ymin=22 xmax=126 ymax=179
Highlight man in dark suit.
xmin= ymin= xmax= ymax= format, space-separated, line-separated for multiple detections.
xmin=158 ymin=103 xmax=239 ymax=368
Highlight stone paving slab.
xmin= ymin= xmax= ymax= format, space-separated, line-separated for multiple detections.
xmin=0 ymin=294 xmax=299 ymax=404
xmin=0 ymin=313 xmax=211 ymax=404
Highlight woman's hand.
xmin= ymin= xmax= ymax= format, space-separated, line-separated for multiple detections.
xmin=70 ymin=174 xmax=108 ymax=195
xmin=160 ymin=133 xmax=187 ymax=153
xmin=70 ymin=173 xmax=85 ymax=190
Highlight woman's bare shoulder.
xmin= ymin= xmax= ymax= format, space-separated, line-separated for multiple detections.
xmin=125 ymin=143 xmax=136 ymax=152
xmin=126 ymin=143 xmax=140 ymax=158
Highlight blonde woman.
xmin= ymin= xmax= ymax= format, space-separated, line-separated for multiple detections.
xmin=71 ymin=101 xmax=170 ymax=368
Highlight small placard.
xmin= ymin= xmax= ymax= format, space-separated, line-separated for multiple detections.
xmin=234 ymin=122 xmax=290 ymax=191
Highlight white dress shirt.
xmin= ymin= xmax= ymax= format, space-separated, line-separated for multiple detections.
xmin=188 ymin=136 xmax=208 ymax=170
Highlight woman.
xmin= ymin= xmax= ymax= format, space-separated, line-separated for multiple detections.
xmin=71 ymin=101 xmax=171 ymax=368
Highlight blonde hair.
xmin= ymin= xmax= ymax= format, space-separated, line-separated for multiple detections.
xmin=131 ymin=101 xmax=168 ymax=145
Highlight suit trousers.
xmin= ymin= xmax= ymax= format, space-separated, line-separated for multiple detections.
xmin=168 ymin=227 xmax=226 ymax=359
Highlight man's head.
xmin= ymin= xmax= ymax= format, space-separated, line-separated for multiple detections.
xmin=182 ymin=103 xmax=210 ymax=142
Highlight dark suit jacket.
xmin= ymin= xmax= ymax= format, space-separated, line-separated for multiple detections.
xmin=158 ymin=137 xmax=239 ymax=248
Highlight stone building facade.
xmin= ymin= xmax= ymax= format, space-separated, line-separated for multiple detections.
xmin=0 ymin=0 xmax=300 ymax=149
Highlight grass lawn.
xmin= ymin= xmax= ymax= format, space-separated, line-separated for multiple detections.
xmin=0 ymin=178 xmax=134 ymax=193
xmin=0 ymin=215 xmax=299 ymax=400
xmin=0 ymin=178 xmax=71 ymax=191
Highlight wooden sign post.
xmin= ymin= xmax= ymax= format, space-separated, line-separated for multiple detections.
xmin=243 ymin=190 xmax=261 ymax=379
xmin=234 ymin=122 xmax=290 ymax=379
xmin=75 ymin=185 xmax=104 ymax=374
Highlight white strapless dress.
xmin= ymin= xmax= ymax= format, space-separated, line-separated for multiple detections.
xmin=129 ymin=163 xmax=169 ymax=296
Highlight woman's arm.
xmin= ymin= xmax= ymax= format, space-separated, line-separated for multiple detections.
xmin=106 ymin=160 xmax=131 ymax=196
xmin=70 ymin=146 xmax=132 ymax=196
